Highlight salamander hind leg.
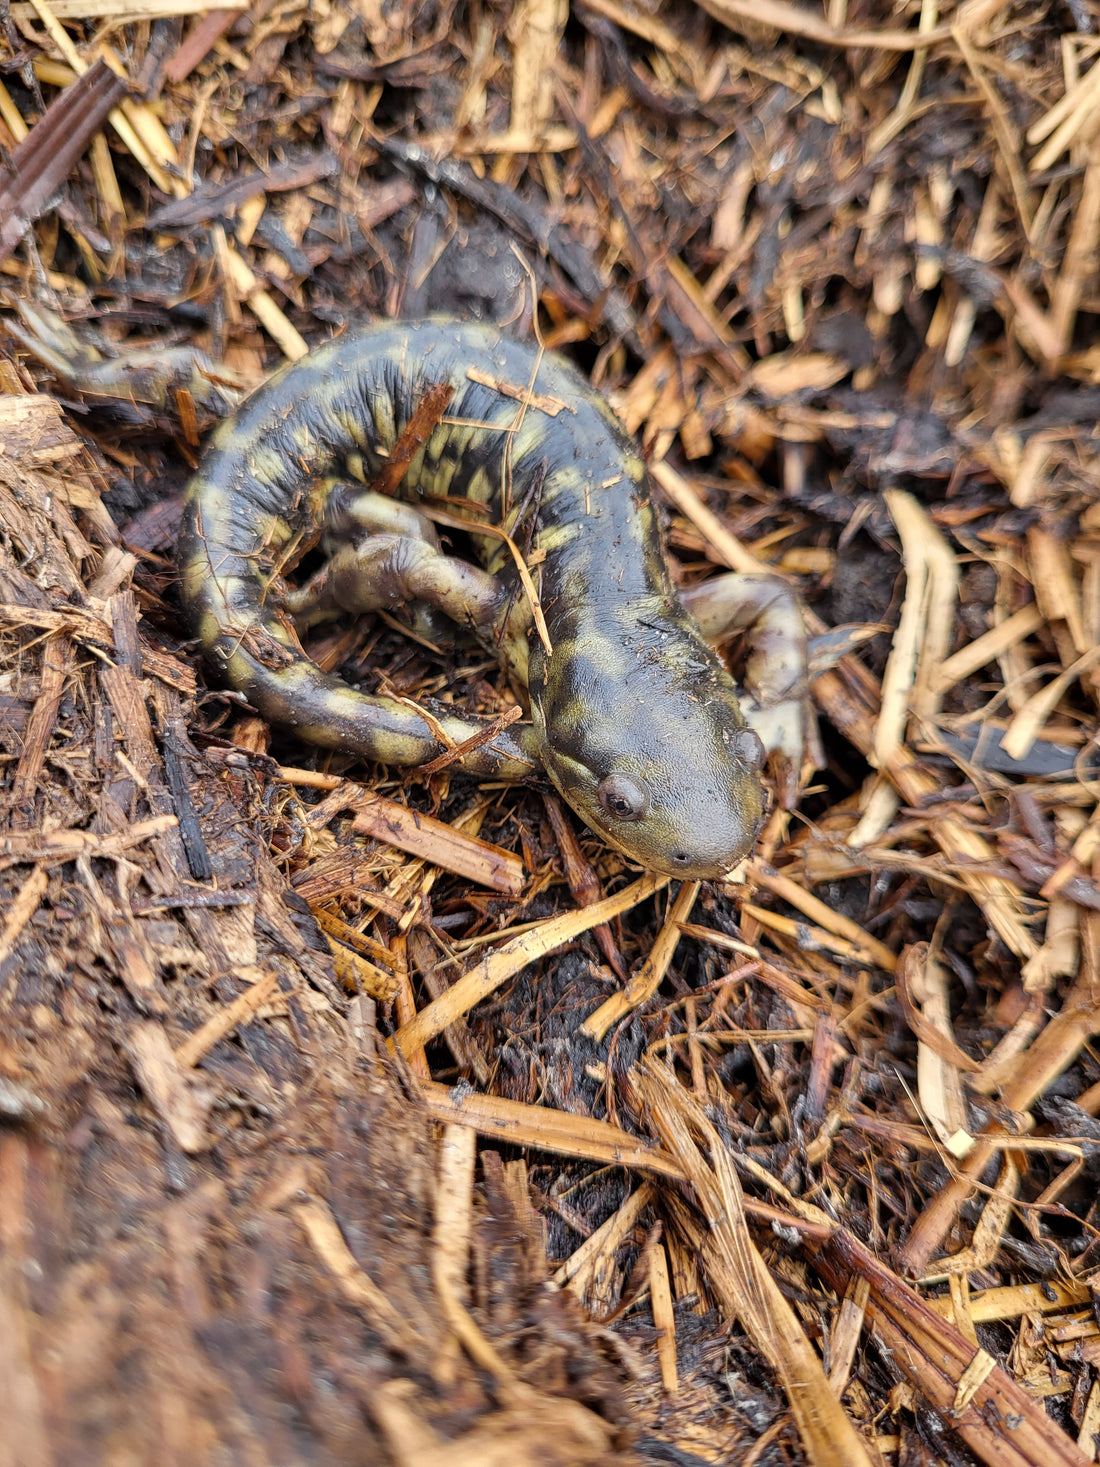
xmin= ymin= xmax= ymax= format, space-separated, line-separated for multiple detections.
xmin=284 ymin=533 xmax=507 ymax=634
xmin=319 ymin=484 xmax=443 ymax=547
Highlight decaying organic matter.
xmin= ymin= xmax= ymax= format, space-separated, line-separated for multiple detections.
xmin=4 ymin=2 xmax=1100 ymax=1464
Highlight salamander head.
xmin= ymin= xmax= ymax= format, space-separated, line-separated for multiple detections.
xmin=529 ymin=638 xmax=767 ymax=880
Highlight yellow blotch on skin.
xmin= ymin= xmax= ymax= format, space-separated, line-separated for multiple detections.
xmin=537 ymin=522 xmax=580 ymax=552
xmin=193 ymin=605 xmax=223 ymax=645
xmin=223 ymin=648 xmax=256 ymax=688
xmin=210 ymin=421 xmax=255 ymax=452
xmin=320 ymin=681 xmax=371 ymax=714
xmin=244 ymin=444 xmax=290 ymax=486
xmin=334 ymin=408 xmax=370 ymax=450
xmin=182 ymin=556 xmax=210 ymax=605
xmin=511 ymin=419 xmax=550 ymax=459
xmin=543 ymin=465 xmax=583 ymax=501
xmin=261 ymin=514 xmax=296 ymax=550
xmin=371 ymin=395 xmax=396 ymax=449
xmin=466 ymin=466 xmax=493 ymax=507
xmin=262 ymin=619 xmax=297 ymax=648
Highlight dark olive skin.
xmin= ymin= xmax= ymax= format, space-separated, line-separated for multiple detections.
xmin=179 ymin=318 xmax=767 ymax=877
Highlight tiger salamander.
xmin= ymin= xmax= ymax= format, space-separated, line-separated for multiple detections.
xmin=171 ymin=319 xmax=805 ymax=878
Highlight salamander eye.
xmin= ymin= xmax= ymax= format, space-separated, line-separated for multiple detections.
xmin=598 ymin=772 xmax=650 ymax=822
xmin=733 ymin=728 xmax=766 ymax=773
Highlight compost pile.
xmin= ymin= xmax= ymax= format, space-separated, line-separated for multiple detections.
xmin=2 ymin=1 xmax=1100 ymax=1464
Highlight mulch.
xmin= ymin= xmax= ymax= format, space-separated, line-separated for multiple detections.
xmin=2 ymin=2 xmax=1100 ymax=1464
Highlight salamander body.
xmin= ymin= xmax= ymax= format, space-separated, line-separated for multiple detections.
xmin=179 ymin=318 xmax=768 ymax=878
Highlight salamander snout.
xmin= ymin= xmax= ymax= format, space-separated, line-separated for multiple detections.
xmin=540 ymin=735 xmax=767 ymax=881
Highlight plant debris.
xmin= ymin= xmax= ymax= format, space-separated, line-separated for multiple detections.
xmin=3 ymin=1 xmax=1100 ymax=1464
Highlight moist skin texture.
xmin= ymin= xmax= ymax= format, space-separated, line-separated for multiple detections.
xmin=179 ymin=318 xmax=766 ymax=878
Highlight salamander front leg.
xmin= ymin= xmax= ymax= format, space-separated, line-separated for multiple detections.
xmin=681 ymin=573 xmax=816 ymax=789
xmin=285 ymin=532 xmax=507 ymax=634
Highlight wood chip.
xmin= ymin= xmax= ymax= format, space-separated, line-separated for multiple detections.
xmin=352 ymin=793 xmax=525 ymax=895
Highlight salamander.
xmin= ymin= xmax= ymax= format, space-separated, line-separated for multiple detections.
xmin=177 ymin=318 xmax=814 ymax=879
xmin=7 ymin=307 xmax=807 ymax=879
